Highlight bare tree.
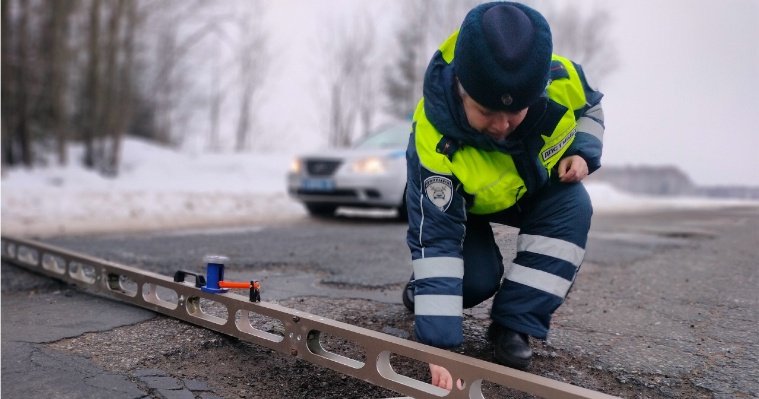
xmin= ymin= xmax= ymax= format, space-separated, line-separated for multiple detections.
xmin=233 ymin=1 xmax=268 ymax=152
xmin=98 ymin=0 xmax=125 ymax=173
xmin=351 ymin=13 xmax=378 ymax=142
xmin=72 ymin=0 xmax=149 ymax=173
xmin=80 ymin=0 xmax=101 ymax=168
xmin=207 ymin=47 xmax=223 ymax=152
xmin=383 ymin=1 xmax=618 ymax=119
xmin=1 ymin=0 xmax=239 ymax=172
xmin=150 ymin=7 xmax=184 ymax=146
xmin=382 ymin=8 xmax=425 ymax=121
xmin=540 ymin=2 xmax=618 ymax=84
xmin=4 ymin=0 xmax=34 ymax=167
xmin=43 ymin=0 xmax=76 ymax=166
xmin=383 ymin=0 xmax=478 ymax=120
xmin=323 ymin=11 xmax=377 ymax=147
xmin=147 ymin=1 xmax=231 ymax=147
xmin=142 ymin=2 xmax=271 ymax=153
xmin=1 ymin=0 xmax=15 ymax=168
xmin=105 ymin=0 xmax=139 ymax=175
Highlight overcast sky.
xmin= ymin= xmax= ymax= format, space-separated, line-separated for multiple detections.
xmin=600 ymin=0 xmax=758 ymax=186
xmin=249 ymin=0 xmax=758 ymax=187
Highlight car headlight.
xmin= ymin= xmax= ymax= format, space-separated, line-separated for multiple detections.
xmin=351 ymin=156 xmax=387 ymax=174
xmin=289 ymin=158 xmax=302 ymax=174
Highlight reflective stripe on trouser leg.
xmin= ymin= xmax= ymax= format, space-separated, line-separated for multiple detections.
xmin=412 ymin=256 xmax=464 ymax=347
xmin=491 ymin=182 xmax=592 ymax=338
xmin=412 ymin=257 xmax=464 ymax=316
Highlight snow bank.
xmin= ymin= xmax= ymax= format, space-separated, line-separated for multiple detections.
xmin=2 ymin=138 xmax=755 ymax=237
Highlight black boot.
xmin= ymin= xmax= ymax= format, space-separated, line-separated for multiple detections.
xmin=488 ymin=323 xmax=532 ymax=370
xmin=402 ymin=277 xmax=414 ymax=312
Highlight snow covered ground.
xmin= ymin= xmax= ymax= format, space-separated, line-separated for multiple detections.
xmin=2 ymin=138 xmax=756 ymax=237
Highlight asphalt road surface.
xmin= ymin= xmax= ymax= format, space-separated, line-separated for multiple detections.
xmin=2 ymin=206 xmax=757 ymax=398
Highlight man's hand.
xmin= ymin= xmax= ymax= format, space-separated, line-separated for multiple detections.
xmin=429 ymin=364 xmax=463 ymax=390
xmin=558 ymin=155 xmax=589 ymax=183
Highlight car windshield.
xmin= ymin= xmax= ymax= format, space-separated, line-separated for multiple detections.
xmin=353 ymin=124 xmax=410 ymax=150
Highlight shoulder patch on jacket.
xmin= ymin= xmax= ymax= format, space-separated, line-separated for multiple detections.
xmin=424 ymin=176 xmax=453 ymax=212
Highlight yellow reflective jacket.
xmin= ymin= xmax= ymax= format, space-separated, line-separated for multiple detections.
xmin=412 ymin=31 xmax=603 ymax=214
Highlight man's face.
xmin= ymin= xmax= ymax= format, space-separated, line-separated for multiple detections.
xmin=461 ymin=93 xmax=528 ymax=142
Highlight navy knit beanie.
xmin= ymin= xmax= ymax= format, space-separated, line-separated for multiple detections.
xmin=454 ymin=2 xmax=552 ymax=111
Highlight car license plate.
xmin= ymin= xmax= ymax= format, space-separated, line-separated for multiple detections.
xmin=301 ymin=178 xmax=334 ymax=191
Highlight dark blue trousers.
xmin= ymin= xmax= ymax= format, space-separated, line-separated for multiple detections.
xmin=461 ymin=181 xmax=593 ymax=339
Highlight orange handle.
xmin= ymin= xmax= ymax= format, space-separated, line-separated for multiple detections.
xmin=218 ymin=281 xmax=251 ymax=289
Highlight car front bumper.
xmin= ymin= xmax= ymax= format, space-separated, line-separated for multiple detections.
xmin=287 ymin=173 xmax=405 ymax=209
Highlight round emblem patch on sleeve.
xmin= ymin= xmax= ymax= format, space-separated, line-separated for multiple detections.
xmin=423 ymin=176 xmax=453 ymax=212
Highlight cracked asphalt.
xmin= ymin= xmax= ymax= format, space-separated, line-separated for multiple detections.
xmin=2 ymin=206 xmax=758 ymax=398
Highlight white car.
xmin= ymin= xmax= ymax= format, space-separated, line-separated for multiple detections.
xmin=287 ymin=123 xmax=410 ymax=219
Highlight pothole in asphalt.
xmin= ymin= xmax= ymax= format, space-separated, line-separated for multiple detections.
xmin=222 ymin=266 xmax=404 ymax=304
